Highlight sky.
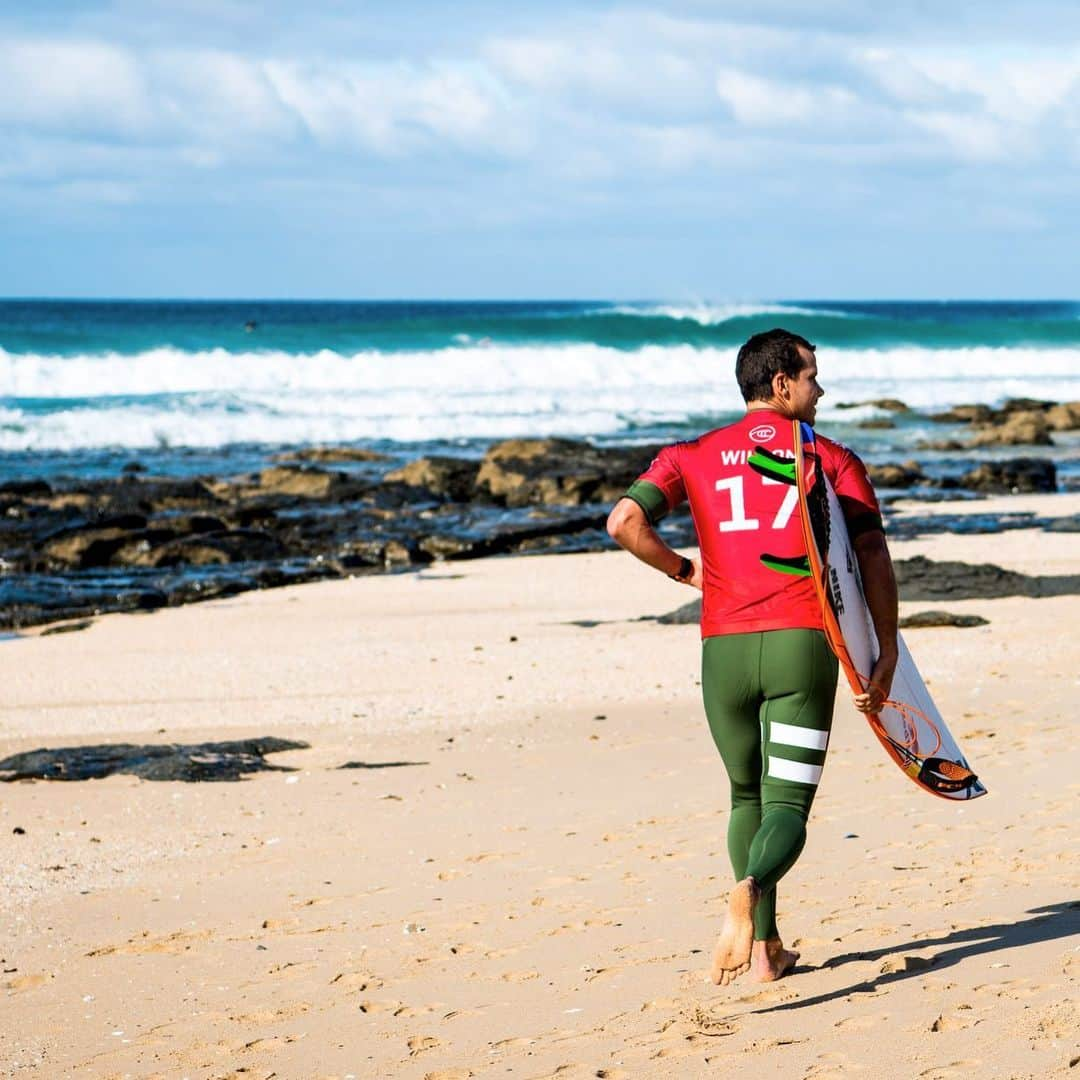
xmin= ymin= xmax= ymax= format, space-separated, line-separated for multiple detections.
xmin=1 ymin=1 xmax=1079 ymax=299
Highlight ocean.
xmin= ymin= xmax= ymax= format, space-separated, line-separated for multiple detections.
xmin=2 ymin=299 xmax=1079 ymax=485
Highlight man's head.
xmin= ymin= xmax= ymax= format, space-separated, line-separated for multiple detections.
xmin=735 ymin=327 xmax=823 ymax=424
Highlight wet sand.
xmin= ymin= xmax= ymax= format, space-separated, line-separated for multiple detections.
xmin=2 ymin=494 xmax=1078 ymax=1079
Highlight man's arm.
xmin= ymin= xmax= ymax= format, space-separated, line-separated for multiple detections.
xmin=606 ymin=498 xmax=702 ymax=589
xmin=852 ymin=529 xmax=898 ymax=714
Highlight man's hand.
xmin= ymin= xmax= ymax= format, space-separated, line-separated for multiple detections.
xmin=852 ymin=529 xmax=899 ymax=716
xmin=686 ymin=557 xmax=703 ymax=591
xmin=852 ymin=650 xmax=897 ymax=714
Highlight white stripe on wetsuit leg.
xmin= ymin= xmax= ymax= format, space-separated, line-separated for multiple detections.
xmin=769 ymin=721 xmax=829 ymax=752
xmin=767 ymin=755 xmax=823 ymax=785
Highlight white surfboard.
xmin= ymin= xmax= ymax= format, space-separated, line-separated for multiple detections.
xmin=791 ymin=421 xmax=987 ymax=801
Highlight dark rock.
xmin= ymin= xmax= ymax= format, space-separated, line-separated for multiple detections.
xmin=338 ymin=760 xmax=429 ymax=769
xmin=998 ymin=397 xmax=1056 ymax=414
xmin=837 ymin=399 xmax=909 ymax=412
xmin=653 ymin=598 xmax=702 ymax=625
xmin=148 ymin=529 xmax=288 ymax=567
xmin=958 ymin=459 xmax=1056 ymax=494
xmin=257 ymin=466 xmax=345 ymax=498
xmin=969 ymin=410 xmax=1052 ymax=447
xmin=418 ymin=534 xmax=483 ymax=559
xmin=858 ymin=419 xmax=897 ymax=429
xmin=165 ymin=514 xmax=230 ymax=535
xmin=340 ymin=538 xmax=423 ymax=568
xmin=929 ymin=404 xmax=993 ymax=424
xmin=384 ymin=457 xmax=480 ymax=502
xmin=0 ymin=479 xmax=52 ymax=497
xmin=40 ymin=619 xmax=95 ymax=636
xmin=867 ymin=462 xmax=925 ymax=488
xmin=0 ymin=737 xmax=309 ymax=782
xmin=899 ymin=610 xmax=989 ymax=628
xmin=122 ymin=462 xmax=146 ymax=474
xmin=275 ymin=446 xmax=389 ymax=463
xmin=475 ymin=438 xmax=660 ymax=508
xmin=895 ymin=555 xmax=1080 ymax=600
xmin=916 ymin=439 xmax=966 ymax=451
xmin=114 ymin=478 xmax=223 ymax=513
xmin=1043 ymin=515 xmax=1080 ymax=533
xmin=41 ymin=516 xmax=150 ymax=569
xmin=1046 ymin=401 xmax=1080 ymax=431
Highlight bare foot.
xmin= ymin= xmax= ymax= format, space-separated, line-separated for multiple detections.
xmin=709 ymin=878 xmax=758 ymax=986
xmin=750 ymin=937 xmax=800 ymax=983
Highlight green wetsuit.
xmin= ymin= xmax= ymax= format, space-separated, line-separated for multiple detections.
xmin=702 ymin=630 xmax=838 ymax=940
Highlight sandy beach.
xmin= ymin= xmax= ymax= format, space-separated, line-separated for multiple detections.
xmin=2 ymin=494 xmax=1078 ymax=1079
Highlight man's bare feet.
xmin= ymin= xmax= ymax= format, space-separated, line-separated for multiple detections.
xmin=709 ymin=877 xmax=759 ymax=986
xmin=750 ymin=937 xmax=800 ymax=982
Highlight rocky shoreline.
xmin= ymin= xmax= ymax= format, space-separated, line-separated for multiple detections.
xmin=1 ymin=397 xmax=1076 ymax=629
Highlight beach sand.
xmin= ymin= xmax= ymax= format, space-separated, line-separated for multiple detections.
xmin=2 ymin=495 xmax=1078 ymax=1079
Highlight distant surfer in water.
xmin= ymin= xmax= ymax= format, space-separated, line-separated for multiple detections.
xmin=607 ymin=328 xmax=898 ymax=984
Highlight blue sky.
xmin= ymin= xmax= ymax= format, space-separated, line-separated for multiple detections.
xmin=2 ymin=2 xmax=1078 ymax=299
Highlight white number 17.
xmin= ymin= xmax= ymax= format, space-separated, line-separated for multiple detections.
xmin=715 ymin=475 xmax=799 ymax=532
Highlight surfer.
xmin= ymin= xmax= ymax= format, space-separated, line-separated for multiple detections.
xmin=607 ymin=328 xmax=898 ymax=984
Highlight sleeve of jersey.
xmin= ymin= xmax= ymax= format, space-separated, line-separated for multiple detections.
xmin=622 ymin=445 xmax=687 ymax=525
xmin=833 ymin=449 xmax=885 ymax=539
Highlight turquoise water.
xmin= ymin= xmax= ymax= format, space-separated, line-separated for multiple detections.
xmin=1 ymin=299 xmax=1078 ymax=481
xmin=3 ymin=299 xmax=1080 ymax=355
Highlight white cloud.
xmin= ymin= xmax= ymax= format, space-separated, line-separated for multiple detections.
xmin=0 ymin=13 xmax=1077 ymax=210
xmin=716 ymin=68 xmax=818 ymax=126
xmin=0 ymin=37 xmax=151 ymax=135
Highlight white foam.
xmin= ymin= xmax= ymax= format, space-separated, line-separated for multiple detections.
xmin=1 ymin=343 xmax=1078 ymax=452
xmin=604 ymin=302 xmax=840 ymax=324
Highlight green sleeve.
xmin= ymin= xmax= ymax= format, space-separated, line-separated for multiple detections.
xmin=622 ymin=479 xmax=670 ymax=525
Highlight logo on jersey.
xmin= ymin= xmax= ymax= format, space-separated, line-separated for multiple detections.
xmin=748 ymin=424 xmax=776 ymax=443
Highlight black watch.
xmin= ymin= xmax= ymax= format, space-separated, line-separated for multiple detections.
xmin=669 ymin=556 xmax=693 ymax=582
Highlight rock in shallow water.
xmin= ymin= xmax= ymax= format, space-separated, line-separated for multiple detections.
xmin=954 ymin=459 xmax=1056 ymax=494
xmin=968 ymin=410 xmax=1053 ymax=447
xmin=384 ymin=457 xmax=480 ymax=502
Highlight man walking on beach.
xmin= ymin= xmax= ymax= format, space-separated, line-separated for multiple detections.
xmin=607 ymin=329 xmax=898 ymax=985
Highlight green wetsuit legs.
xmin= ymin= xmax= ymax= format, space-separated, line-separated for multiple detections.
xmin=702 ymin=630 xmax=839 ymax=941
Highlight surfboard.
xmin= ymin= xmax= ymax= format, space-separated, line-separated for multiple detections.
xmin=788 ymin=420 xmax=987 ymax=801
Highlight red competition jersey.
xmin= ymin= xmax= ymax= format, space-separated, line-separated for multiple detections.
xmin=628 ymin=410 xmax=882 ymax=638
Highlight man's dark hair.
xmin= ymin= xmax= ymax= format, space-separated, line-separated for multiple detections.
xmin=735 ymin=328 xmax=815 ymax=404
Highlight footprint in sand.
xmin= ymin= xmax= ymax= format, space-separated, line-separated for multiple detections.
xmin=638 ymin=997 xmax=682 ymax=1013
xmin=490 ymin=1036 xmax=536 ymax=1051
xmin=87 ymin=929 xmax=212 ymax=957
xmin=358 ymin=998 xmax=404 ymax=1014
xmin=1014 ymin=999 xmax=1079 ymax=1040
xmin=682 ymin=1004 xmax=739 ymax=1037
xmin=229 ymin=1003 xmax=311 ymax=1024
xmin=330 ymin=971 xmax=380 ymax=990
xmin=261 ymin=917 xmax=301 ymax=931
xmin=735 ymin=985 xmax=798 ymax=1005
xmin=242 ymin=1035 xmax=296 ymax=1051
xmin=973 ymin=978 xmax=1045 ymax=999
xmin=833 ymin=1012 xmax=886 ymax=1032
xmin=396 ymin=1004 xmax=442 ymax=1018
xmin=407 ymin=1034 xmax=441 ymax=1056
xmin=918 ymin=1062 xmax=982 ymax=1079
xmin=880 ymin=954 xmax=935 ymax=974
xmin=803 ymin=1058 xmax=868 ymax=1079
